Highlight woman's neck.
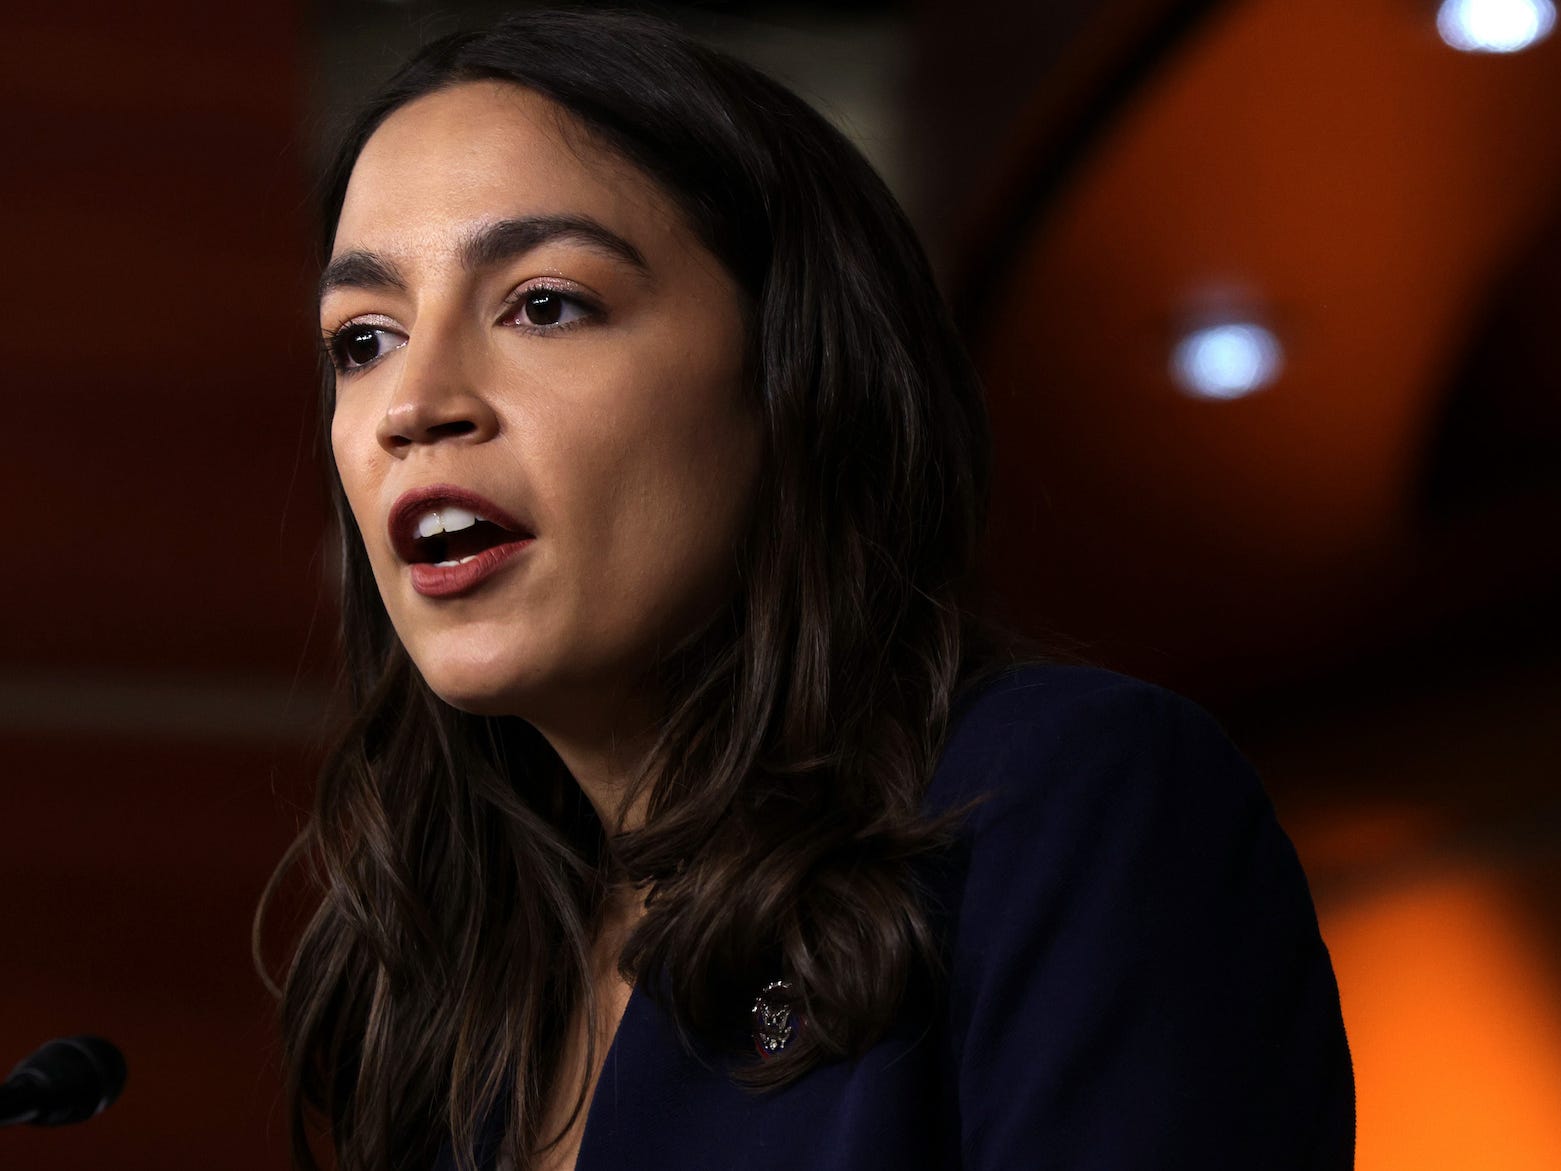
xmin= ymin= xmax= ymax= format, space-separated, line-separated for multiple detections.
xmin=554 ymin=737 xmax=632 ymax=823
xmin=531 ymin=688 xmax=659 ymax=833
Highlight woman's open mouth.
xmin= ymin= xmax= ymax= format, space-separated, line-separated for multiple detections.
xmin=389 ymin=487 xmax=535 ymax=599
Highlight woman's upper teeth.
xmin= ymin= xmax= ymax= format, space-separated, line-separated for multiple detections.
xmin=416 ymin=506 xmax=485 ymax=538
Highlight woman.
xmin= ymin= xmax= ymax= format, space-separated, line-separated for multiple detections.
xmin=265 ymin=10 xmax=1353 ymax=1171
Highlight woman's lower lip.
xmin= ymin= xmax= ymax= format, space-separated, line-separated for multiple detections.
xmin=408 ymin=539 xmax=533 ymax=598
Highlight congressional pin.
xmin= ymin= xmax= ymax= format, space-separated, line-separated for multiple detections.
xmin=751 ymin=979 xmax=798 ymax=1058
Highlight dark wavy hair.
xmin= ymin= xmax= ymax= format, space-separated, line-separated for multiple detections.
xmin=260 ymin=9 xmax=1000 ymax=1171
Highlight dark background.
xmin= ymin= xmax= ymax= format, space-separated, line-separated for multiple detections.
xmin=3 ymin=1 xmax=1559 ymax=1166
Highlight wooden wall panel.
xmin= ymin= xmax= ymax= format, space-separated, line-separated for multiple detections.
xmin=1 ymin=4 xmax=327 ymax=677
xmin=2 ymin=3 xmax=325 ymax=1166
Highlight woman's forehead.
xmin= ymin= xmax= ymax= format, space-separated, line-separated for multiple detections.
xmin=334 ymin=81 xmax=679 ymax=261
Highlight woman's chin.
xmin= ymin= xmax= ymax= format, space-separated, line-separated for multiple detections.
xmin=411 ymin=655 xmax=542 ymax=719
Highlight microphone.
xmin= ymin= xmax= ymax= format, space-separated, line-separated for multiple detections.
xmin=0 ymin=1036 xmax=127 ymax=1127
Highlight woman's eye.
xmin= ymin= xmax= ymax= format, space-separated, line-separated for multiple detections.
xmin=330 ymin=325 xmax=405 ymax=371
xmin=512 ymin=289 xmax=592 ymax=329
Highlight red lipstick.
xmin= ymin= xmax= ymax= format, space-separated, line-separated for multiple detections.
xmin=387 ymin=485 xmax=535 ymax=599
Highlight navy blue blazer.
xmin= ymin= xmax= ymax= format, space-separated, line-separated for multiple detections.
xmin=441 ymin=666 xmax=1354 ymax=1168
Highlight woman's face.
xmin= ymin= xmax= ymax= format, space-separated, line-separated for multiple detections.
xmin=324 ymin=82 xmax=759 ymax=725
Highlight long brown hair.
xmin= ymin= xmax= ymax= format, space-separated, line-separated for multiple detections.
xmin=260 ymin=10 xmax=998 ymax=1171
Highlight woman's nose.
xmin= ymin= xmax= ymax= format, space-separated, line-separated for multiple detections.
xmin=375 ymin=340 xmax=500 ymax=454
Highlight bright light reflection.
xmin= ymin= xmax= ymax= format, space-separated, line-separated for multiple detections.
xmin=1170 ymin=323 xmax=1283 ymax=401
xmin=1437 ymin=0 xmax=1556 ymax=53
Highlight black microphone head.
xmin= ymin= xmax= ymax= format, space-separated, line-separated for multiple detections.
xmin=6 ymin=1036 xmax=127 ymax=1126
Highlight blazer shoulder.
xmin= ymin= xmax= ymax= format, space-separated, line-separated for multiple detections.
xmin=925 ymin=662 xmax=1246 ymax=818
xmin=926 ymin=664 xmax=1355 ymax=1167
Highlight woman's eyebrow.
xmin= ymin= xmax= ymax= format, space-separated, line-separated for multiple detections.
xmin=318 ymin=251 xmax=408 ymax=302
xmin=318 ymin=214 xmax=652 ymax=306
xmin=461 ymin=214 xmax=650 ymax=278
